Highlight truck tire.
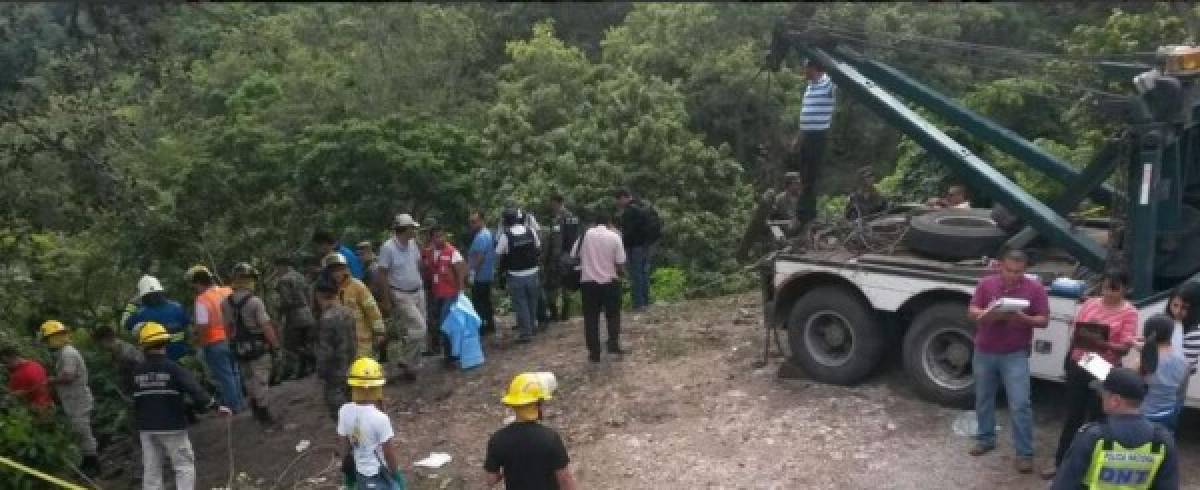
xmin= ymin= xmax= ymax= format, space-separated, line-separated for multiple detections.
xmin=787 ymin=287 xmax=884 ymax=385
xmin=905 ymin=209 xmax=1008 ymax=260
xmin=903 ymin=302 xmax=976 ymax=408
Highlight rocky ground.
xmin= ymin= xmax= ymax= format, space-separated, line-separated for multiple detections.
xmin=98 ymin=292 xmax=1200 ymax=489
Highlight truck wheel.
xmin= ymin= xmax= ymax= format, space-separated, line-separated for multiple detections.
xmin=787 ymin=287 xmax=884 ymax=385
xmin=905 ymin=209 xmax=1008 ymax=260
xmin=903 ymin=302 xmax=976 ymax=408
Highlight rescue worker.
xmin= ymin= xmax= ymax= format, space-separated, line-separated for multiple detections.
xmin=92 ymin=326 xmax=144 ymax=398
xmin=338 ymin=357 xmax=406 ymax=489
xmin=484 ymin=373 xmax=577 ymax=489
xmin=326 ymin=252 xmax=386 ymax=359
xmin=0 ymin=343 xmax=53 ymax=414
xmin=40 ymin=320 xmax=99 ymax=476
xmin=273 ymin=256 xmax=317 ymax=380
xmin=221 ymin=262 xmax=281 ymax=428
xmin=187 ymin=265 xmax=243 ymax=413
xmin=496 ymin=207 xmax=542 ymax=343
xmin=125 ymin=275 xmax=191 ymax=362
xmin=315 ymin=277 xmax=357 ymax=420
xmin=132 ymin=322 xmax=230 ymax=490
xmin=422 ymin=224 xmax=468 ymax=366
xmin=1049 ymin=367 xmax=1179 ymax=489
xmin=768 ymin=172 xmax=807 ymax=237
xmin=543 ymin=193 xmax=580 ymax=323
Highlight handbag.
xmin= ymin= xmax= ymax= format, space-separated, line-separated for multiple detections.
xmin=561 ymin=228 xmax=588 ymax=291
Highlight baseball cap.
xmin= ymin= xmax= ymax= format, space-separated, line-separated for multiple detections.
xmin=1089 ymin=367 xmax=1147 ymax=401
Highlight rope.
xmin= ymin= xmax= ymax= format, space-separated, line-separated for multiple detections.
xmin=269 ymin=445 xmax=339 ymax=490
xmin=0 ymin=456 xmax=89 ymax=490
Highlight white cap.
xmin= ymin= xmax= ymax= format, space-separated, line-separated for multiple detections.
xmin=137 ymin=275 xmax=165 ymax=298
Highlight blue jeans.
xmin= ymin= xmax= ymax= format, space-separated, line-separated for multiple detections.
xmin=508 ymin=273 xmax=540 ymax=338
xmin=204 ymin=341 xmax=244 ymax=413
xmin=627 ymin=244 xmax=654 ymax=309
xmin=1146 ymin=407 xmax=1180 ymax=435
xmin=973 ymin=350 xmax=1034 ymax=457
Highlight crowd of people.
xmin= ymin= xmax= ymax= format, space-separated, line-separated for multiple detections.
xmin=1 ymin=189 xmax=661 ymax=489
xmin=963 ymin=249 xmax=1195 ymax=487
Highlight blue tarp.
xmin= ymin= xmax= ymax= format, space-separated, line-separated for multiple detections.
xmin=441 ymin=293 xmax=484 ymax=369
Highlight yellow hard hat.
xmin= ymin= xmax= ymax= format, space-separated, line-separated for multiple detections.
xmin=347 ymin=357 xmax=385 ymax=387
xmin=502 ymin=372 xmax=552 ymax=407
xmin=138 ymin=322 xmax=170 ymax=346
xmin=185 ymin=265 xmax=211 ymax=282
xmin=39 ymin=320 xmax=67 ymax=339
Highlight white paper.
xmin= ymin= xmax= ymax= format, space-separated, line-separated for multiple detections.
xmin=1077 ymin=351 xmax=1113 ymax=382
xmin=986 ymin=297 xmax=1030 ymax=315
xmin=414 ymin=452 xmax=453 ymax=469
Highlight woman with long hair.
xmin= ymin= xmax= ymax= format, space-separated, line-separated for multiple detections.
xmin=1136 ymin=314 xmax=1190 ymax=433
xmin=1043 ymin=270 xmax=1137 ymax=480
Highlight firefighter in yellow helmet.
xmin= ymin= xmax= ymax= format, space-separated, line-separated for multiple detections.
xmin=324 ymin=252 xmax=386 ymax=359
xmin=485 ymin=372 xmax=577 ymax=489
xmin=337 ymin=358 xmax=405 ymax=489
xmin=1049 ymin=367 xmax=1179 ymax=489
xmin=40 ymin=320 xmax=100 ymax=476
xmin=132 ymin=322 xmax=229 ymax=489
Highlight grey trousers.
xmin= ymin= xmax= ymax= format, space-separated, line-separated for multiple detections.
xmin=140 ymin=431 xmax=196 ymax=490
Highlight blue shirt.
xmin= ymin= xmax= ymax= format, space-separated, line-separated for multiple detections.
xmin=1142 ymin=350 xmax=1189 ymax=416
xmin=125 ymin=301 xmax=192 ymax=361
xmin=799 ymin=73 xmax=836 ymax=131
xmin=468 ymin=229 xmax=497 ymax=283
xmin=339 ymin=244 xmax=365 ymax=280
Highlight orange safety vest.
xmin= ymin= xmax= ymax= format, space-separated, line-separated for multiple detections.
xmin=196 ymin=286 xmax=232 ymax=345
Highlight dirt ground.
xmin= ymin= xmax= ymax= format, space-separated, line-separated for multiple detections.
xmin=98 ymin=292 xmax=1200 ymax=489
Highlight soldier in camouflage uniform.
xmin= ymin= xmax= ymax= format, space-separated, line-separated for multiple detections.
xmin=273 ymin=257 xmax=317 ymax=380
xmin=768 ymin=172 xmax=807 ymax=237
xmin=543 ymin=193 xmax=580 ymax=322
xmin=313 ymin=278 xmax=356 ymax=420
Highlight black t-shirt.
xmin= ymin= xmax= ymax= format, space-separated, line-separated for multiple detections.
xmin=484 ymin=421 xmax=569 ymax=490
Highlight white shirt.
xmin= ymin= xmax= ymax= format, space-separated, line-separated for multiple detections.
xmin=378 ymin=237 xmax=423 ymax=291
xmin=337 ymin=403 xmax=395 ymax=477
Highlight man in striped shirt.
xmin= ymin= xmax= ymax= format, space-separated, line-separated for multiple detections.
xmin=792 ymin=59 xmax=836 ymax=226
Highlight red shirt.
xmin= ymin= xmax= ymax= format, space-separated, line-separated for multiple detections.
xmin=8 ymin=359 xmax=53 ymax=409
xmin=970 ymin=274 xmax=1050 ymax=354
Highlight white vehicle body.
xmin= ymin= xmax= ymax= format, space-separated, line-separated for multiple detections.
xmin=766 ymin=253 xmax=1196 ymax=408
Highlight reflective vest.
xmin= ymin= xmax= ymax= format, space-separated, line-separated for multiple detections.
xmin=196 ymin=286 xmax=232 ymax=345
xmin=1083 ymin=425 xmax=1167 ymax=489
xmin=427 ymin=243 xmax=461 ymax=299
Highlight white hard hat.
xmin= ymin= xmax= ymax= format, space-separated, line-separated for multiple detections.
xmin=137 ymin=275 xmax=165 ymax=298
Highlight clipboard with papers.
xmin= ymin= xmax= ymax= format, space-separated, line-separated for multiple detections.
xmin=984 ymin=297 xmax=1030 ymax=316
xmin=1076 ymin=351 xmax=1113 ymax=382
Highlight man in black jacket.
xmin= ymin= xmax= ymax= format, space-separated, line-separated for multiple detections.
xmin=133 ymin=322 xmax=229 ymax=490
xmin=614 ymin=189 xmax=661 ymax=311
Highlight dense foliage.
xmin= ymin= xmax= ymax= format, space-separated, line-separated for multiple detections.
xmin=0 ymin=3 xmax=1187 ymax=483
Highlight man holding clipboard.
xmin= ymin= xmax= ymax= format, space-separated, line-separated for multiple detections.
xmin=965 ymin=249 xmax=1049 ymax=474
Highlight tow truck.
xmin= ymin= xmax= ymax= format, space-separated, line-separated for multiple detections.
xmin=759 ymin=23 xmax=1200 ymax=408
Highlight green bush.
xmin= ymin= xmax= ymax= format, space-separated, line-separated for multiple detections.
xmin=0 ymin=405 xmax=81 ymax=489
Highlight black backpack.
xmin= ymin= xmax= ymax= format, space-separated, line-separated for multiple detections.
xmin=227 ymin=294 xmax=267 ymax=361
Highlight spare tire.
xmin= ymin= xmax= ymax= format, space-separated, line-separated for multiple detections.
xmin=906 ymin=209 xmax=1008 ymax=260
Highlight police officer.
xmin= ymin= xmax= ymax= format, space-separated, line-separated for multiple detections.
xmin=221 ymin=262 xmax=282 ymax=428
xmin=132 ymin=322 xmax=229 ymax=490
xmin=543 ymin=192 xmax=580 ymax=323
xmin=1050 ymin=367 xmax=1179 ymax=489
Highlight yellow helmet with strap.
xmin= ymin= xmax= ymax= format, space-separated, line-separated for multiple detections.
xmin=138 ymin=322 xmax=170 ymax=347
xmin=347 ymin=357 xmax=385 ymax=387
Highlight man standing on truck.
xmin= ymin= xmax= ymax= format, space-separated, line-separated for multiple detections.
xmin=791 ymin=58 xmax=836 ymax=228
xmin=966 ymin=249 xmax=1048 ymax=474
